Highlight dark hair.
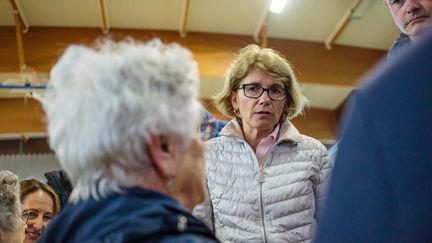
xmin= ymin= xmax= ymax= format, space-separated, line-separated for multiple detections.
xmin=19 ymin=179 xmax=61 ymax=214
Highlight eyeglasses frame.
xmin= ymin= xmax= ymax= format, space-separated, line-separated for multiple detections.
xmin=236 ymin=83 xmax=289 ymax=101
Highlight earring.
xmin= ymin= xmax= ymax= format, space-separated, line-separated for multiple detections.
xmin=234 ymin=109 xmax=240 ymax=117
xmin=280 ymin=112 xmax=287 ymax=121
xmin=166 ymin=177 xmax=175 ymax=192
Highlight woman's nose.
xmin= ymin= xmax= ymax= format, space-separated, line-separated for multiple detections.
xmin=259 ymin=90 xmax=272 ymax=103
xmin=29 ymin=217 xmax=45 ymax=231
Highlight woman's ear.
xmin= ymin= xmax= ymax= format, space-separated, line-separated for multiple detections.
xmin=147 ymin=134 xmax=175 ymax=179
xmin=230 ymin=91 xmax=239 ymax=111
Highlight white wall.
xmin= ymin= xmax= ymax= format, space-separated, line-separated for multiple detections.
xmin=0 ymin=153 xmax=61 ymax=182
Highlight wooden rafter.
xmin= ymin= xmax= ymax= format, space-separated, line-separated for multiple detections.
xmin=8 ymin=0 xmax=26 ymax=68
xmin=98 ymin=0 xmax=110 ymax=35
xmin=325 ymin=0 xmax=363 ymax=50
xmin=259 ymin=15 xmax=269 ymax=48
xmin=179 ymin=0 xmax=191 ymax=38
xmin=253 ymin=0 xmax=271 ymax=47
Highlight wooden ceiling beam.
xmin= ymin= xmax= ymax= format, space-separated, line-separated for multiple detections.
xmin=8 ymin=0 xmax=28 ymax=33
xmin=98 ymin=0 xmax=110 ymax=35
xmin=259 ymin=16 xmax=269 ymax=48
xmin=8 ymin=0 xmax=26 ymax=69
xmin=325 ymin=0 xmax=363 ymax=50
xmin=0 ymin=27 xmax=386 ymax=86
xmin=179 ymin=0 xmax=191 ymax=38
xmin=253 ymin=0 xmax=270 ymax=47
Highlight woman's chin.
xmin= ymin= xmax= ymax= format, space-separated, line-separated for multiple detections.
xmin=24 ymin=233 xmax=39 ymax=243
xmin=251 ymin=120 xmax=277 ymax=130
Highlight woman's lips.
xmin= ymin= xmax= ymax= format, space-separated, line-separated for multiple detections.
xmin=255 ymin=111 xmax=272 ymax=116
xmin=25 ymin=231 xmax=40 ymax=240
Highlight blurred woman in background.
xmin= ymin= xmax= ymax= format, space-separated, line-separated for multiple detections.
xmin=20 ymin=179 xmax=60 ymax=243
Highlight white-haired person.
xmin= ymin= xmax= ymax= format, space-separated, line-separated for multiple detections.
xmin=37 ymin=39 xmax=218 ymax=242
xmin=193 ymin=44 xmax=332 ymax=242
xmin=0 ymin=170 xmax=26 ymax=243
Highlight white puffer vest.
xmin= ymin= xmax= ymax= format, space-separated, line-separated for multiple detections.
xmin=193 ymin=119 xmax=332 ymax=242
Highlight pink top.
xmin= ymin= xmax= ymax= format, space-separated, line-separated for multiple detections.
xmin=256 ymin=124 xmax=280 ymax=165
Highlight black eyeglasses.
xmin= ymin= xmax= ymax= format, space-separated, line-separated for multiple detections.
xmin=21 ymin=212 xmax=30 ymax=224
xmin=237 ymin=83 xmax=288 ymax=101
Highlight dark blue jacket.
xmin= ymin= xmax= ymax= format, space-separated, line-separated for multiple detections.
xmin=200 ymin=110 xmax=227 ymax=140
xmin=314 ymin=30 xmax=432 ymax=242
xmin=387 ymin=32 xmax=411 ymax=63
xmin=38 ymin=188 xmax=218 ymax=243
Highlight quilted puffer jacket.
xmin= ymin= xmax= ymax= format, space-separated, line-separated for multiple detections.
xmin=193 ymin=119 xmax=332 ymax=242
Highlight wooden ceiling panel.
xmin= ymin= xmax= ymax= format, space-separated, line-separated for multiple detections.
xmin=188 ymin=0 xmax=266 ymax=35
xmin=107 ymin=0 xmax=182 ymax=30
xmin=268 ymin=0 xmax=351 ymax=42
xmin=0 ymin=0 xmax=400 ymax=50
xmin=19 ymin=0 xmax=100 ymax=27
xmin=0 ymin=0 xmax=14 ymax=25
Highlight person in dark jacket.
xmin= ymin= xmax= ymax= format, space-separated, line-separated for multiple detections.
xmin=385 ymin=0 xmax=432 ymax=61
xmin=314 ymin=29 xmax=432 ymax=243
xmin=329 ymin=0 xmax=432 ymax=168
xmin=200 ymin=109 xmax=227 ymax=141
xmin=38 ymin=39 xmax=218 ymax=242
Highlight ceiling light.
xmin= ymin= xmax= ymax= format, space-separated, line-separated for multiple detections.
xmin=269 ymin=0 xmax=287 ymax=14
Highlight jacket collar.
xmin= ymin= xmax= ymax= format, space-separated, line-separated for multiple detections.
xmin=220 ymin=118 xmax=302 ymax=143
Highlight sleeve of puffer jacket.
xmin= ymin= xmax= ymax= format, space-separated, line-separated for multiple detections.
xmin=314 ymin=146 xmax=332 ymax=222
xmin=192 ymin=183 xmax=214 ymax=232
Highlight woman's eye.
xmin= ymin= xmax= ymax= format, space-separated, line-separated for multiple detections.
xmin=27 ymin=211 xmax=38 ymax=219
xmin=270 ymin=88 xmax=283 ymax=95
xmin=246 ymin=86 xmax=260 ymax=93
xmin=43 ymin=215 xmax=53 ymax=222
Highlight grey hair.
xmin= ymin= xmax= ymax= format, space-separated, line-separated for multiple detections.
xmin=42 ymin=39 xmax=202 ymax=202
xmin=0 ymin=171 xmax=21 ymax=233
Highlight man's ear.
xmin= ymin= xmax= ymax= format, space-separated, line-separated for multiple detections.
xmin=147 ymin=134 xmax=175 ymax=179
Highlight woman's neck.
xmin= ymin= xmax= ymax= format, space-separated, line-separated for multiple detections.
xmin=241 ymin=125 xmax=275 ymax=151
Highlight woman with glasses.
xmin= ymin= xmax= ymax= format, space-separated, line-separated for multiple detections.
xmin=20 ymin=179 xmax=60 ymax=243
xmin=193 ymin=44 xmax=332 ymax=242
xmin=0 ymin=170 xmax=26 ymax=243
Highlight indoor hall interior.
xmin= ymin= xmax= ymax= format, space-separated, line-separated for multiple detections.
xmin=0 ymin=0 xmax=399 ymax=179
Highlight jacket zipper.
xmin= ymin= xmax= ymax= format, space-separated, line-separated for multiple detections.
xmin=258 ymin=167 xmax=268 ymax=243
xmin=223 ymin=126 xmax=298 ymax=242
xmin=258 ymin=141 xmax=284 ymax=243
xmin=231 ymin=136 xmax=287 ymax=243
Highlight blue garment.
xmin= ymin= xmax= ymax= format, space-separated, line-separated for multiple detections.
xmin=314 ymin=30 xmax=432 ymax=242
xmin=326 ymin=143 xmax=338 ymax=167
xmin=387 ymin=32 xmax=411 ymax=63
xmin=38 ymin=188 xmax=218 ymax=243
xmin=200 ymin=110 xmax=227 ymax=140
